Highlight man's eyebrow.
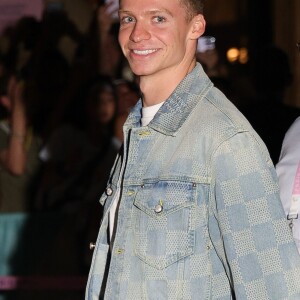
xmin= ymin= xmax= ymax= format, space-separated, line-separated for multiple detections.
xmin=118 ymin=9 xmax=132 ymax=14
xmin=118 ymin=9 xmax=173 ymax=17
xmin=147 ymin=9 xmax=174 ymax=17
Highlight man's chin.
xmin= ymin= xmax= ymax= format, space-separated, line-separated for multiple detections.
xmin=128 ymin=62 xmax=154 ymax=77
xmin=131 ymin=68 xmax=153 ymax=77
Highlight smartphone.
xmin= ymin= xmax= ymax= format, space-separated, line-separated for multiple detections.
xmin=98 ymin=0 xmax=119 ymax=19
xmin=197 ymin=36 xmax=216 ymax=53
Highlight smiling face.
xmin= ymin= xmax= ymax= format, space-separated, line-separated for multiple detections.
xmin=118 ymin=0 xmax=205 ymax=79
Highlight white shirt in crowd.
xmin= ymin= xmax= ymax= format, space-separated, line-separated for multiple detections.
xmin=276 ymin=116 xmax=300 ymax=252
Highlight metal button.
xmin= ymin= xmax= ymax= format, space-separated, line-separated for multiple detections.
xmin=116 ymin=249 xmax=125 ymax=254
xmin=138 ymin=131 xmax=151 ymax=137
xmin=89 ymin=243 xmax=96 ymax=250
xmin=106 ymin=186 xmax=113 ymax=196
xmin=127 ymin=190 xmax=135 ymax=196
xmin=154 ymin=204 xmax=163 ymax=214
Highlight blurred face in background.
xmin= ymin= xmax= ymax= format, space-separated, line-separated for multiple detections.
xmin=115 ymin=80 xmax=140 ymax=114
xmin=96 ymin=90 xmax=116 ymax=124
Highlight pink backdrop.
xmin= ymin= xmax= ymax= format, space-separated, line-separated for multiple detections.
xmin=0 ymin=0 xmax=44 ymax=34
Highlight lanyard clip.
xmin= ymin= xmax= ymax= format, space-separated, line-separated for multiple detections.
xmin=287 ymin=213 xmax=298 ymax=229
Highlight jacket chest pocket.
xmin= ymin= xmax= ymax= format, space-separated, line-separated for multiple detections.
xmin=133 ymin=180 xmax=196 ymax=270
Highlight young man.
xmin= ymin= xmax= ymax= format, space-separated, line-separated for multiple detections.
xmin=86 ymin=0 xmax=300 ymax=299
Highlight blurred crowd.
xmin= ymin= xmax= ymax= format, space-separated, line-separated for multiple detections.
xmin=0 ymin=3 xmax=140 ymax=288
xmin=0 ymin=1 xmax=299 ymax=294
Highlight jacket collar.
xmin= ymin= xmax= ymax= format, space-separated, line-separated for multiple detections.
xmin=125 ymin=63 xmax=213 ymax=136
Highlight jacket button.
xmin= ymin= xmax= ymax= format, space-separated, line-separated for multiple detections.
xmin=89 ymin=243 xmax=96 ymax=250
xmin=106 ymin=186 xmax=113 ymax=196
xmin=154 ymin=204 xmax=163 ymax=213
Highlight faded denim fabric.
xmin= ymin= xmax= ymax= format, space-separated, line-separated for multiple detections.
xmin=86 ymin=63 xmax=300 ymax=300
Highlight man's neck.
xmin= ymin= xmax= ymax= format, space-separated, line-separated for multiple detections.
xmin=139 ymin=59 xmax=197 ymax=107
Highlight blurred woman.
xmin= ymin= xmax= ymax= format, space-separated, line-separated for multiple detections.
xmin=34 ymin=76 xmax=119 ymax=212
xmin=0 ymin=73 xmax=42 ymax=212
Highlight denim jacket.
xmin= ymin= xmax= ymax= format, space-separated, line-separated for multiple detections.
xmin=86 ymin=63 xmax=300 ymax=300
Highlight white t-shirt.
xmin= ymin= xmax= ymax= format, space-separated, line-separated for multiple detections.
xmin=276 ymin=116 xmax=300 ymax=250
xmin=109 ymin=101 xmax=165 ymax=241
xmin=141 ymin=102 xmax=164 ymax=126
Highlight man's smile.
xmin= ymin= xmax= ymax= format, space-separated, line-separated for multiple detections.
xmin=131 ymin=49 xmax=159 ymax=55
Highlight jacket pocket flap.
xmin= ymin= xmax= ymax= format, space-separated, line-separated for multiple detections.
xmin=133 ymin=180 xmax=195 ymax=218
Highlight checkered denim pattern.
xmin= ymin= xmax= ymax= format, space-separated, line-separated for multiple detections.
xmin=86 ymin=63 xmax=300 ymax=300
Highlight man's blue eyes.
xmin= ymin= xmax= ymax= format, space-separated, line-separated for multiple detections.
xmin=154 ymin=16 xmax=165 ymax=22
xmin=122 ymin=16 xmax=134 ymax=23
xmin=121 ymin=16 xmax=166 ymax=23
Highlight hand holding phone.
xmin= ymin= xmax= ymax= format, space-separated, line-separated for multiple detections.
xmin=98 ymin=0 xmax=119 ymax=20
xmin=197 ymin=36 xmax=216 ymax=53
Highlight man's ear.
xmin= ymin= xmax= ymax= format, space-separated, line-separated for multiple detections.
xmin=190 ymin=14 xmax=206 ymax=40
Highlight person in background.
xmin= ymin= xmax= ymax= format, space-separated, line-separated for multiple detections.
xmin=82 ymin=0 xmax=131 ymax=81
xmin=276 ymin=116 xmax=300 ymax=252
xmin=113 ymin=78 xmax=140 ymax=144
xmin=196 ymin=36 xmax=228 ymax=79
xmin=276 ymin=42 xmax=300 ymax=253
xmin=85 ymin=0 xmax=300 ymax=299
xmin=34 ymin=77 xmax=118 ymax=213
xmin=241 ymin=45 xmax=300 ymax=164
xmin=196 ymin=36 xmax=231 ymax=99
xmin=0 ymin=72 xmax=41 ymax=212
xmin=96 ymin=1 xmax=124 ymax=79
xmin=32 ymin=76 xmax=120 ymax=274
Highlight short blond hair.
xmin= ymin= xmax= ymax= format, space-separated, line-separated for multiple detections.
xmin=179 ymin=0 xmax=204 ymax=21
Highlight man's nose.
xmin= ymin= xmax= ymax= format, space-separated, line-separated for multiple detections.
xmin=129 ymin=22 xmax=151 ymax=43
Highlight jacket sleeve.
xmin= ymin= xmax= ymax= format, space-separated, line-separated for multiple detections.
xmin=210 ymin=130 xmax=300 ymax=299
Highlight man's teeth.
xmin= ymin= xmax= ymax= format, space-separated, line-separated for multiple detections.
xmin=133 ymin=49 xmax=157 ymax=55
